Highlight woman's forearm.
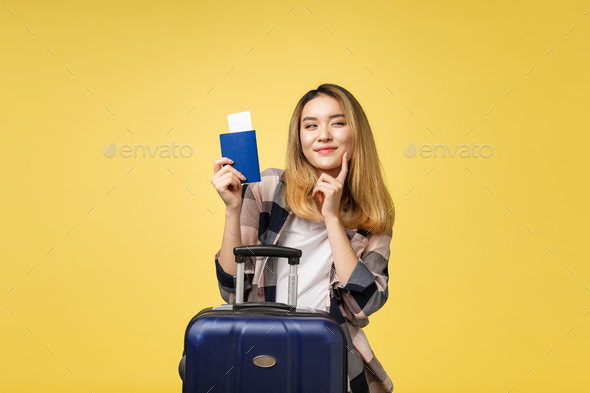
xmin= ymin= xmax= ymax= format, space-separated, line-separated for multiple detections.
xmin=218 ymin=207 xmax=243 ymax=277
xmin=324 ymin=216 xmax=359 ymax=286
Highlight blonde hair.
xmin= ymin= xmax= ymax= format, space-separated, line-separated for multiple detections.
xmin=282 ymin=83 xmax=395 ymax=235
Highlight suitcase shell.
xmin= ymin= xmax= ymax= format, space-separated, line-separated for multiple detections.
xmin=180 ymin=245 xmax=348 ymax=392
xmin=182 ymin=303 xmax=348 ymax=393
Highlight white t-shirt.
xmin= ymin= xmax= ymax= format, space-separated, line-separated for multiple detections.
xmin=275 ymin=214 xmax=333 ymax=312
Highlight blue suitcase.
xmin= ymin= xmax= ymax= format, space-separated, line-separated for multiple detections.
xmin=179 ymin=245 xmax=348 ymax=392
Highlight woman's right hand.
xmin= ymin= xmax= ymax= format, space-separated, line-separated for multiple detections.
xmin=211 ymin=157 xmax=247 ymax=211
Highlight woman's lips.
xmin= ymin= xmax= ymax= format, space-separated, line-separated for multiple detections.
xmin=317 ymin=148 xmax=337 ymax=154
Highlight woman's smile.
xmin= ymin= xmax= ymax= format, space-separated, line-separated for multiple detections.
xmin=317 ymin=147 xmax=337 ymax=154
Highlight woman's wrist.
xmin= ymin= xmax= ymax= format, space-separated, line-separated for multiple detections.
xmin=323 ymin=215 xmax=341 ymax=226
xmin=226 ymin=205 xmax=241 ymax=216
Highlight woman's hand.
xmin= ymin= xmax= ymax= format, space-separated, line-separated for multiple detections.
xmin=211 ymin=157 xmax=247 ymax=211
xmin=312 ymin=152 xmax=349 ymax=220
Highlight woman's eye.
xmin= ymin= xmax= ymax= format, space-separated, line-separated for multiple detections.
xmin=305 ymin=124 xmax=316 ymax=129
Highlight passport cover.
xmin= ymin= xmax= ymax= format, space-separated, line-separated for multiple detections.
xmin=219 ymin=130 xmax=261 ymax=183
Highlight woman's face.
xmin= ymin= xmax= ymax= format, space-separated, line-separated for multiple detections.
xmin=299 ymin=95 xmax=353 ymax=179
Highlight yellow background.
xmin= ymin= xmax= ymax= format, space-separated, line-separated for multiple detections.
xmin=1 ymin=0 xmax=589 ymax=392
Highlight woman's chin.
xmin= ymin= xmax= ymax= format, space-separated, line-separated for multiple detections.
xmin=314 ymin=164 xmax=336 ymax=171
xmin=313 ymin=165 xmax=340 ymax=177
xmin=314 ymin=159 xmax=339 ymax=168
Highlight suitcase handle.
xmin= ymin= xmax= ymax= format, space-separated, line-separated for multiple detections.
xmin=230 ymin=301 xmax=294 ymax=312
xmin=233 ymin=245 xmax=301 ymax=263
xmin=233 ymin=245 xmax=302 ymax=306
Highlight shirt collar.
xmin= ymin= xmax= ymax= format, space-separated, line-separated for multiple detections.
xmin=279 ymin=169 xmax=287 ymax=184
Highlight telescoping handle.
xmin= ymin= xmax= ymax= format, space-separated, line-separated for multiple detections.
xmin=234 ymin=245 xmax=302 ymax=305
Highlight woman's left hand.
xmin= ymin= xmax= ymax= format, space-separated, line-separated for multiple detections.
xmin=312 ymin=152 xmax=349 ymax=220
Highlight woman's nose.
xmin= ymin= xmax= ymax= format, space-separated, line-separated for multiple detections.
xmin=317 ymin=126 xmax=332 ymax=141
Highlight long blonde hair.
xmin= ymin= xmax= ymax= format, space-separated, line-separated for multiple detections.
xmin=282 ymin=84 xmax=395 ymax=235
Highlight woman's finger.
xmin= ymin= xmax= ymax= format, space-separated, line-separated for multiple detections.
xmin=312 ymin=188 xmax=324 ymax=203
xmin=317 ymin=172 xmax=341 ymax=187
xmin=313 ymin=184 xmax=332 ymax=202
xmin=317 ymin=173 xmax=332 ymax=183
xmin=213 ymin=157 xmax=234 ymax=174
xmin=213 ymin=161 xmax=247 ymax=182
xmin=217 ymin=172 xmax=241 ymax=192
xmin=335 ymin=152 xmax=349 ymax=184
xmin=214 ymin=173 xmax=233 ymax=192
xmin=220 ymin=165 xmax=245 ymax=180
xmin=314 ymin=183 xmax=338 ymax=196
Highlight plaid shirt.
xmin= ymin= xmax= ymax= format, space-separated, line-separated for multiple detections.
xmin=214 ymin=168 xmax=394 ymax=393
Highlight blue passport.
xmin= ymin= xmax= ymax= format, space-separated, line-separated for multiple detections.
xmin=219 ymin=130 xmax=261 ymax=183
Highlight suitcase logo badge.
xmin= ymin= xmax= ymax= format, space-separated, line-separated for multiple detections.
xmin=252 ymin=355 xmax=277 ymax=368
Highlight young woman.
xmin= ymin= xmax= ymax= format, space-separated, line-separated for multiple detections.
xmin=211 ymin=83 xmax=395 ymax=393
